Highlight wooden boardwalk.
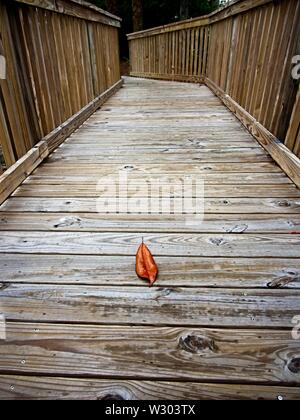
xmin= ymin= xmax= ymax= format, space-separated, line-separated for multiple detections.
xmin=0 ymin=77 xmax=300 ymax=399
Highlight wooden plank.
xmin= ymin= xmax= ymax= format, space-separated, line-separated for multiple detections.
xmin=1 ymin=375 xmax=299 ymax=400
xmin=205 ymin=77 xmax=300 ymax=189
xmin=32 ymin=7 xmax=56 ymax=133
xmin=130 ymin=72 xmax=204 ymax=84
xmin=0 ymin=286 xmax=299 ymax=328
xmin=38 ymin=162 xmax=282 ymax=173
xmin=13 ymin=0 xmax=121 ymax=27
xmin=65 ymin=15 xmax=82 ymax=114
xmin=1 ymin=254 xmax=300 ymax=289
xmin=26 ymin=172 xmax=292 ymax=185
xmin=0 ymin=323 xmax=299 ymax=382
xmin=249 ymin=3 xmax=275 ymax=121
xmin=1 ymin=213 xmax=300 ymax=234
xmin=285 ymin=86 xmax=300 ymax=152
xmin=51 ymin=12 xmax=73 ymax=120
xmin=19 ymin=7 xmax=52 ymax=137
xmin=0 ymin=94 xmax=16 ymax=167
xmin=242 ymin=8 xmax=262 ymax=110
xmin=13 ymin=184 xmax=300 ymax=199
xmin=48 ymin=148 xmax=273 ymax=163
xmin=294 ymin=129 xmax=300 ymax=158
xmin=35 ymin=9 xmax=62 ymax=129
xmin=64 ymin=138 xmax=263 ymax=147
xmin=2 ymin=197 xmax=299 ymax=214
xmin=0 ymin=232 xmax=299 ymax=257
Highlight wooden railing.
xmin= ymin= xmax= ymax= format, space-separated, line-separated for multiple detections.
xmin=128 ymin=0 xmax=300 ymax=186
xmin=0 ymin=0 xmax=122 ymax=170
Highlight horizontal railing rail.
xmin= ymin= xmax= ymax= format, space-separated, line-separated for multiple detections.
xmin=127 ymin=0 xmax=300 ymax=187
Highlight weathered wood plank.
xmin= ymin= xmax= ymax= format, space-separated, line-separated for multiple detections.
xmin=130 ymin=72 xmax=204 ymax=83
xmin=285 ymin=86 xmax=300 ymax=155
xmin=48 ymin=151 xmax=274 ymax=164
xmin=2 ymin=197 xmax=299 ymax=214
xmin=1 ymin=254 xmax=300 ymax=289
xmin=1 ymin=213 xmax=299 ymax=234
xmin=0 ymin=232 xmax=299 ymax=257
xmin=26 ymin=172 xmax=292 ymax=185
xmin=0 ymin=323 xmax=299 ymax=383
xmin=1 ymin=375 xmax=299 ymax=400
xmin=13 ymin=184 xmax=300 ymax=199
xmin=65 ymin=138 xmax=258 ymax=148
xmin=38 ymin=162 xmax=282 ymax=173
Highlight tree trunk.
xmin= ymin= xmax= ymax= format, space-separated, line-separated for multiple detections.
xmin=132 ymin=0 xmax=143 ymax=32
xmin=180 ymin=0 xmax=190 ymax=20
xmin=106 ymin=0 xmax=118 ymax=16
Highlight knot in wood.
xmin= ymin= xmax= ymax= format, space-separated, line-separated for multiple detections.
xmin=179 ymin=335 xmax=218 ymax=354
xmin=287 ymin=358 xmax=300 ymax=374
xmin=277 ymin=200 xmax=291 ymax=208
xmin=210 ymin=237 xmax=226 ymax=247
xmin=99 ymin=394 xmax=125 ymax=400
xmin=267 ymin=276 xmax=296 ymax=289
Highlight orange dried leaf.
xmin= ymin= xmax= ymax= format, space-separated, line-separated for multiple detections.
xmin=136 ymin=243 xmax=148 ymax=280
xmin=136 ymin=241 xmax=158 ymax=287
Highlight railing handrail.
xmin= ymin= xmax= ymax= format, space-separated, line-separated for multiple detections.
xmin=127 ymin=0 xmax=273 ymax=39
xmin=13 ymin=0 xmax=122 ymax=27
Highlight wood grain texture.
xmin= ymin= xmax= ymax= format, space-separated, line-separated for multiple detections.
xmin=1 ymin=375 xmax=299 ymax=400
xmin=12 ymin=184 xmax=300 ymax=199
xmin=0 ymin=231 xmax=300 ymax=257
xmin=1 ymin=213 xmax=299 ymax=233
xmin=285 ymin=86 xmax=300 ymax=157
xmin=2 ymin=196 xmax=300 ymax=214
xmin=1 ymin=254 xmax=300 ymax=289
xmin=38 ymin=162 xmax=282 ymax=173
xmin=0 ymin=323 xmax=299 ymax=384
xmin=0 ymin=284 xmax=299 ymax=327
xmin=26 ymin=172 xmax=292 ymax=185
